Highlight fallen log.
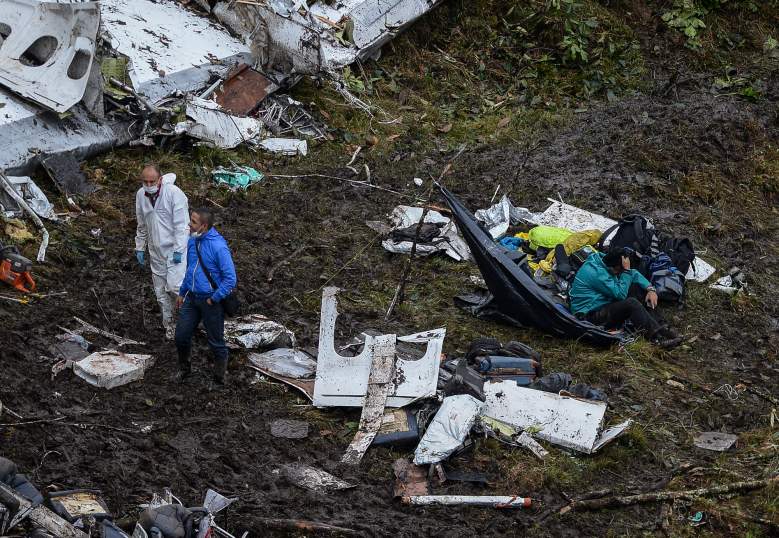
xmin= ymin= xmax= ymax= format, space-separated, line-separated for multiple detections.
xmin=559 ymin=475 xmax=779 ymax=514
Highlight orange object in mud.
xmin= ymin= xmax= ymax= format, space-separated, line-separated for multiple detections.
xmin=0 ymin=244 xmax=36 ymax=293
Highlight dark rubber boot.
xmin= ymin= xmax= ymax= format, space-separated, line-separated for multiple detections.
xmin=175 ymin=348 xmax=192 ymax=383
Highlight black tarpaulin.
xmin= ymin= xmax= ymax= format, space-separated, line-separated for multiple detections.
xmin=440 ymin=186 xmax=621 ymax=347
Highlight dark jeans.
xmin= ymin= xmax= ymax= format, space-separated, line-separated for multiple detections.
xmin=175 ymin=295 xmax=228 ymax=381
xmin=585 ymin=285 xmax=662 ymax=336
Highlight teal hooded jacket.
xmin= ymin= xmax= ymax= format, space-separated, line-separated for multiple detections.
xmin=569 ymin=252 xmax=650 ymax=315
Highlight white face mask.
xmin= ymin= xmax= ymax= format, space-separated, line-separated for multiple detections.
xmin=143 ymin=184 xmax=159 ymax=195
xmin=190 ymin=230 xmax=203 ymax=239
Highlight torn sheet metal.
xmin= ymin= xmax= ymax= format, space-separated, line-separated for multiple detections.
xmin=203 ymin=489 xmax=237 ymax=515
xmin=482 ymin=381 xmax=631 ymax=454
xmin=100 ymin=0 xmax=252 ymax=104
xmin=522 ymin=199 xmax=716 ymax=282
xmin=73 ymin=351 xmax=155 ymax=389
xmin=181 ymin=98 xmax=265 ymax=148
xmin=342 ymin=334 xmax=396 ymax=465
xmin=223 ymin=314 xmax=296 ymax=350
xmin=382 ymin=206 xmax=471 ymax=261
xmin=313 ymin=287 xmax=444 ymax=408
xmin=0 ymin=90 xmax=131 ymax=176
xmin=215 ymin=64 xmax=278 ymax=115
xmin=248 ymin=349 xmax=316 ymax=379
xmin=255 ymin=138 xmax=309 ymax=156
xmin=0 ymin=1 xmax=99 ymax=113
xmin=0 ymin=176 xmax=56 ymax=220
xmin=413 ymin=395 xmax=483 ymax=465
xmin=213 ymin=0 xmax=445 ymax=76
xmin=278 ymin=464 xmax=356 ymax=493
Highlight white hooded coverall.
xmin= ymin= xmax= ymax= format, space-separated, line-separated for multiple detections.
xmin=134 ymin=173 xmax=189 ymax=330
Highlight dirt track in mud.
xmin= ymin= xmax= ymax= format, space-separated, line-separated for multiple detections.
xmin=2 ymin=73 xmax=779 ymax=537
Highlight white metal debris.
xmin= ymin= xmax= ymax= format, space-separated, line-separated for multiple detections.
xmin=0 ymin=176 xmax=56 ymax=220
xmin=313 ymin=287 xmax=444 ymax=408
xmin=694 ymin=431 xmax=738 ymax=451
xmin=180 ymin=98 xmax=266 ymax=149
xmin=520 ymin=199 xmax=716 ymax=282
xmin=402 ymin=495 xmax=532 ymax=508
xmin=413 ymin=395 xmax=484 ymax=465
xmin=382 ymin=205 xmax=471 ymax=261
xmin=482 ymin=381 xmax=632 ymax=454
xmin=0 ymin=90 xmax=131 ymax=175
xmin=212 ymin=0 xmax=445 ymax=77
xmin=0 ymin=0 xmax=99 ymax=113
xmin=100 ymin=0 xmax=252 ymax=104
xmin=255 ymin=138 xmax=309 ymax=156
xmin=223 ymin=314 xmax=296 ymax=350
xmin=203 ymin=489 xmax=237 ymax=515
xmin=72 ymin=351 xmax=155 ymax=389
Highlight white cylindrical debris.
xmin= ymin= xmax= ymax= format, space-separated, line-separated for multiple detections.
xmin=402 ymin=495 xmax=531 ymax=508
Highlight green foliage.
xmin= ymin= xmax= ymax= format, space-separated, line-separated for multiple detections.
xmin=662 ymin=0 xmax=771 ymax=48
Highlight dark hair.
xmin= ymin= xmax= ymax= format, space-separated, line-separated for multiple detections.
xmin=603 ymin=249 xmax=625 ymax=268
xmin=142 ymin=163 xmax=162 ymax=177
xmin=193 ymin=208 xmax=215 ymax=228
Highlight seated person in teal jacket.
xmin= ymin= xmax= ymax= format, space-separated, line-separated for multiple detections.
xmin=569 ymin=248 xmax=683 ymax=348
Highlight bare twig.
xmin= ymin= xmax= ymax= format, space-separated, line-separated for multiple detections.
xmin=385 ymin=163 xmax=452 ymax=320
xmin=266 ymin=173 xmax=410 ymax=199
xmin=559 ymin=476 xmax=779 ymax=514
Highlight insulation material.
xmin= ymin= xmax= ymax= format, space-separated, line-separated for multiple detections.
xmin=278 ymin=464 xmax=356 ymax=493
xmin=223 ymin=314 xmax=296 ymax=350
xmin=248 ymin=349 xmax=316 ymax=379
xmin=100 ymin=0 xmax=252 ymax=103
xmin=413 ymin=394 xmax=483 ymax=465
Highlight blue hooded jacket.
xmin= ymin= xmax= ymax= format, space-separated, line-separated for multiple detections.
xmin=178 ymin=227 xmax=237 ymax=302
xmin=569 ymin=252 xmax=650 ymax=315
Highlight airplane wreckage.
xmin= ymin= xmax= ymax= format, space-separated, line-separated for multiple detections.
xmin=0 ymin=0 xmax=444 ymax=176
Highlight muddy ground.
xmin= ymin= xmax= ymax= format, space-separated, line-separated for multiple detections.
xmin=2 ymin=2 xmax=779 ymax=537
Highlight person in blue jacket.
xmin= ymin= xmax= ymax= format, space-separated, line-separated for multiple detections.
xmin=569 ymin=248 xmax=682 ymax=348
xmin=175 ymin=208 xmax=237 ymax=388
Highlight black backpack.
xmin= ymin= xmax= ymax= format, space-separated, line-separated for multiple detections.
xmin=597 ymin=215 xmax=660 ymax=257
xmin=661 ymin=237 xmax=696 ymax=275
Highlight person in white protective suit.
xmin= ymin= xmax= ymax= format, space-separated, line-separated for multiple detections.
xmin=134 ymin=164 xmax=189 ymax=339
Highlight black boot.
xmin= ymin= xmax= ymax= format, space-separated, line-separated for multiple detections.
xmin=174 ymin=347 xmax=193 ymax=383
xmin=650 ymin=326 xmax=684 ymax=349
xmin=210 ymin=356 xmax=227 ymax=391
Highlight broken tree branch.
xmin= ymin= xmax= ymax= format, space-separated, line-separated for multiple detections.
xmin=257 ymin=518 xmax=360 ymax=536
xmin=0 ymin=171 xmax=49 ymax=262
xmin=559 ymin=475 xmax=779 ymax=514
